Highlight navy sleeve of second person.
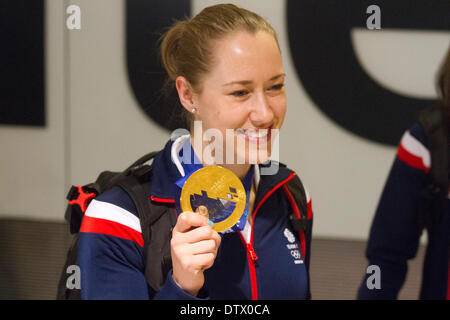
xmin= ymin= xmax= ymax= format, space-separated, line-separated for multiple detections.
xmin=357 ymin=124 xmax=429 ymax=299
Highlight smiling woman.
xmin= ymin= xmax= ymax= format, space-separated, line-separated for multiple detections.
xmin=161 ymin=5 xmax=286 ymax=178
xmin=76 ymin=3 xmax=314 ymax=300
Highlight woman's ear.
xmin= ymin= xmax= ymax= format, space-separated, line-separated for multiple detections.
xmin=175 ymin=76 xmax=198 ymax=115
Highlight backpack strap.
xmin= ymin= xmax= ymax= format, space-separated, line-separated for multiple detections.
xmin=114 ymin=151 xmax=177 ymax=294
xmin=125 ymin=151 xmax=161 ymax=172
xmin=282 ymin=172 xmax=312 ymax=300
xmin=276 ymin=162 xmax=310 ymax=233
xmin=417 ymin=104 xmax=449 ymax=232
xmin=282 ymin=173 xmax=312 ymax=257
xmin=284 ymin=174 xmax=310 ymax=233
xmin=141 ymin=199 xmax=177 ymax=294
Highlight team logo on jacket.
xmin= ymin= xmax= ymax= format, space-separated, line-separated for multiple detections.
xmin=283 ymin=228 xmax=303 ymax=264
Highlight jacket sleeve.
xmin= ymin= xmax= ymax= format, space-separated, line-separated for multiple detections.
xmin=78 ymin=232 xmax=206 ymax=300
xmin=78 ymin=231 xmax=149 ymax=299
xmin=77 ymin=187 xmax=206 ymax=300
xmin=357 ymin=124 xmax=429 ymax=299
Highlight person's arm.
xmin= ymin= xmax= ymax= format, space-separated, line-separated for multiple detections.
xmin=77 ymin=187 xmax=218 ymax=300
xmin=77 ymin=192 xmax=149 ymax=299
xmin=357 ymin=124 xmax=429 ymax=299
xmin=77 ymin=229 xmax=149 ymax=299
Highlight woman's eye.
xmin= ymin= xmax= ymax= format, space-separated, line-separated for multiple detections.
xmin=270 ymin=83 xmax=284 ymax=91
xmin=232 ymin=90 xmax=248 ymax=97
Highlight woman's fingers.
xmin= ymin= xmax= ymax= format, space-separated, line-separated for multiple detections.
xmin=172 ymin=211 xmax=221 ymax=249
xmin=189 ymin=239 xmax=218 ymax=255
xmin=173 ymin=211 xmax=210 ymax=233
xmin=195 ymin=205 xmax=209 ymax=219
xmin=170 ymin=210 xmax=221 ymax=295
xmin=191 ymin=253 xmax=216 ymax=271
xmin=175 ymin=225 xmax=221 ymax=246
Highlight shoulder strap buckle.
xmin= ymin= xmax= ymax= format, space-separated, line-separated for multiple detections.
xmin=289 ymin=214 xmax=308 ymax=232
xmin=67 ymin=185 xmax=97 ymax=213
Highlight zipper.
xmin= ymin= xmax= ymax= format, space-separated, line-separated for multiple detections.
xmin=239 ymin=234 xmax=259 ymax=300
xmin=247 ymin=243 xmax=258 ymax=261
xmin=240 ymin=171 xmax=297 ymax=300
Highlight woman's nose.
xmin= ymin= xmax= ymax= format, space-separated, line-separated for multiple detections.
xmin=249 ymin=94 xmax=274 ymax=127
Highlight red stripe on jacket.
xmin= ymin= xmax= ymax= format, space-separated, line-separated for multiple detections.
xmin=80 ymin=215 xmax=144 ymax=247
xmin=397 ymin=143 xmax=430 ymax=173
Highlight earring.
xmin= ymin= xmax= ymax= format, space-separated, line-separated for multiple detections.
xmin=191 ymin=108 xmax=196 ymax=113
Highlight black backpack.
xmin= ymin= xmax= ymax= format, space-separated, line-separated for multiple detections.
xmin=417 ymin=104 xmax=450 ymax=234
xmin=56 ymin=151 xmax=178 ymax=299
xmin=56 ymin=152 xmax=311 ymax=299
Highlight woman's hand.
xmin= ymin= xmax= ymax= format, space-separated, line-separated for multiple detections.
xmin=170 ymin=211 xmax=221 ymax=296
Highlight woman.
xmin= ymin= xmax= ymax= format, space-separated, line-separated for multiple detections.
xmin=77 ymin=4 xmax=313 ymax=300
xmin=357 ymin=47 xmax=450 ymax=300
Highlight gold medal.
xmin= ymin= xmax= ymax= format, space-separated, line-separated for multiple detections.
xmin=180 ymin=166 xmax=246 ymax=232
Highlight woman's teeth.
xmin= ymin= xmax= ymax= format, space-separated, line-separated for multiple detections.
xmin=236 ymin=129 xmax=269 ymax=139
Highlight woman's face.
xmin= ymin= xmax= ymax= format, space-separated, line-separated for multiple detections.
xmin=184 ymin=30 xmax=286 ymax=166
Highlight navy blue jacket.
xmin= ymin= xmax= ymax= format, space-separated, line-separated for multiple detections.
xmin=78 ymin=137 xmax=313 ymax=299
xmin=358 ymin=123 xmax=450 ymax=299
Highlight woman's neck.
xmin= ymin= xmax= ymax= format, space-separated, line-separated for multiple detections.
xmin=190 ymin=134 xmax=251 ymax=180
xmin=219 ymin=163 xmax=251 ymax=180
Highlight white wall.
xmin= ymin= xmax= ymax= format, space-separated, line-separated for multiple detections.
xmin=0 ymin=0 xmax=66 ymax=221
xmin=0 ymin=0 xmax=449 ymax=241
xmin=67 ymin=0 xmax=169 ymax=186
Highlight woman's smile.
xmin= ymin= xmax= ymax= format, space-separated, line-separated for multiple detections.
xmin=235 ymin=127 xmax=272 ymax=145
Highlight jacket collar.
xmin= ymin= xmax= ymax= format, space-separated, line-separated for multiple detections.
xmin=149 ymin=138 xmax=182 ymax=203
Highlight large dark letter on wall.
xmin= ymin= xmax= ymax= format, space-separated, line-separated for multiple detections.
xmin=126 ymin=0 xmax=191 ymax=131
xmin=0 ymin=1 xmax=45 ymax=126
xmin=287 ymin=0 xmax=450 ymax=145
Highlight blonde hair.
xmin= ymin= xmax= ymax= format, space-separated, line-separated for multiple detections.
xmin=159 ymin=4 xmax=279 ymax=124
